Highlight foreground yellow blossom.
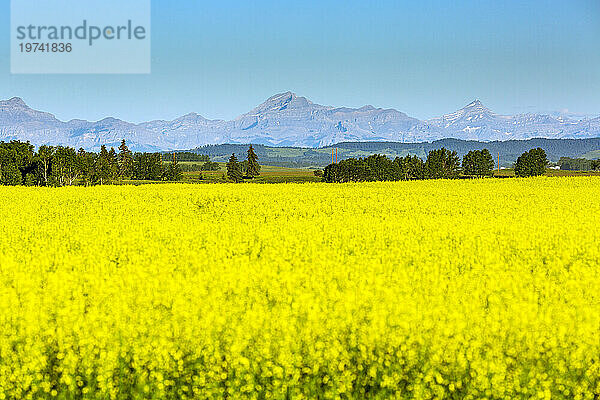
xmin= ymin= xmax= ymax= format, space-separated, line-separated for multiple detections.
xmin=0 ymin=177 xmax=599 ymax=399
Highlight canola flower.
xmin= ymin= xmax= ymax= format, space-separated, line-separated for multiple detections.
xmin=0 ymin=177 xmax=599 ymax=399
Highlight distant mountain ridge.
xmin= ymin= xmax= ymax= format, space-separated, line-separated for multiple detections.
xmin=1 ymin=92 xmax=599 ymax=151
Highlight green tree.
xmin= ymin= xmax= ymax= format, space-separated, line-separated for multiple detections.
xmin=107 ymin=148 xmax=119 ymax=181
xmin=0 ymin=141 xmax=35 ymax=185
xmin=51 ymin=146 xmax=79 ymax=186
xmin=590 ymin=160 xmax=600 ymax=171
xmin=23 ymin=173 xmax=36 ymax=186
xmin=133 ymin=153 xmax=164 ymax=180
xmin=558 ymin=157 xmax=594 ymax=171
xmin=163 ymin=153 xmax=183 ymax=181
xmin=515 ymin=148 xmax=548 ymax=177
xmin=462 ymin=149 xmax=495 ymax=177
xmin=118 ymin=140 xmax=134 ymax=179
xmin=425 ymin=148 xmax=461 ymax=179
xmin=200 ymin=161 xmax=220 ymax=171
xmin=37 ymin=145 xmax=55 ymax=186
xmin=78 ymin=148 xmax=97 ymax=186
xmin=0 ymin=148 xmax=22 ymax=186
xmin=227 ymin=153 xmax=243 ymax=183
xmin=246 ymin=145 xmax=260 ymax=177
xmin=395 ymin=155 xmax=425 ymax=180
xmin=95 ymin=145 xmax=112 ymax=185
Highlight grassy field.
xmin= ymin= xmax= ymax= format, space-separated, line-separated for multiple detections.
xmin=180 ymin=162 xmax=322 ymax=184
xmin=0 ymin=177 xmax=599 ymax=398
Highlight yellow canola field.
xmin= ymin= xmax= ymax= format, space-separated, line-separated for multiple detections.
xmin=0 ymin=177 xmax=599 ymax=399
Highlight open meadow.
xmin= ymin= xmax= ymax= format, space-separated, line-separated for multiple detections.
xmin=177 ymin=163 xmax=322 ymax=184
xmin=1 ymin=177 xmax=600 ymax=399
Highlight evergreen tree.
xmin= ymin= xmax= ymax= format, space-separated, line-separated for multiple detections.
xmin=96 ymin=145 xmax=111 ymax=185
xmin=246 ymin=145 xmax=260 ymax=177
xmin=133 ymin=153 xmax=164 ymax=180
xmin=227 ymin=153 xmax=243 ymax=183
xmin=118 ymin=140 xmax=134 ymax=179
xmin=107 ymin=148 xmax=118 ymax=181
xmin=164 ymin=153 xmax=183 ymax=181
xmin=78 ymin=148 xmax=97 ymax=186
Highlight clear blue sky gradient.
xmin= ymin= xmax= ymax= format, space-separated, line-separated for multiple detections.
xmin=1 ymin=0 xmax=599 ymax=122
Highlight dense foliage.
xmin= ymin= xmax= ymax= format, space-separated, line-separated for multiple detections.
xmin=593 ymin=160 xmax=600 ymax=171
xmin=168 ymin=152 xmax=210 ymax=162
xmin=327 ymin=138 xmax=600 ymax=165
xmin=246 ymin=145 xmax=261 ymax=177
xmin=323 ymin=154 xmax=423 ymax=183
xmin=462 ymin=149 xmax=495 ymax=177
xmin=224 ymin=147 xmax=261 ymax=182
xmin=0 ymin=140 xmax=182 ymax=186
xmin=200 ymin=161 xmax=221 ymax=171
xmin=0 ymin=178 xmax=599 ymax=399
xmin=323 ymin=148 xmax=463 ymax=182
xmin=514 ymin=148 xmax=549 ymax=177
xmin=424 ymin=148 xmax=461 ymax=179
xmin=0 ymin=141 xmax=36 ymax=185
xmin=559 ymin=157 xmax=597 ymax=171
xmin=323 ymin=148 xmax=555 ymax=182
xmin=226 ymin=153 xmax=243 ymax=183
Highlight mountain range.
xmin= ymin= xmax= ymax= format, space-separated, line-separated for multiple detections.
xmin=1 ymin=92 xmax=599 ymax=151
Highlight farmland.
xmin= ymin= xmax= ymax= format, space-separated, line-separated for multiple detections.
xmin=0 ymin=178 xmax=599 ymax=399
xmin=171 ymin=162 xmax=600 ymax=184
xmin=178 ymin=162 xmax=321 ymax=184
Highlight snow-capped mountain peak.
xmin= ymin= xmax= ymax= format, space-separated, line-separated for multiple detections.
xmin=465 ymin=99 xmax=483 ymax=108
xmin=442 ymin=100 xmax=495 ymax=122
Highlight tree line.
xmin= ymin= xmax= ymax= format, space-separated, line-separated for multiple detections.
xmin=225 ymin=146 xmax=261 ymax=183
xmin=0 ymin=140 xmax=183 ymax=186
xmin=326 ymin=138 xmax=600 ymax=165
xmin=323 ymin=148 xmax=550 ymax=182
xmin=187 ymin=139 xmax=600 ymax=169
xmin=559 ymin=157 xmax=600 ymax=171
xmin=167 ymin=152 xmax=209 ymax=162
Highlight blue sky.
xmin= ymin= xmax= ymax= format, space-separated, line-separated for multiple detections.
xmin=1 ymin=0 xmax=599 ymax=122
